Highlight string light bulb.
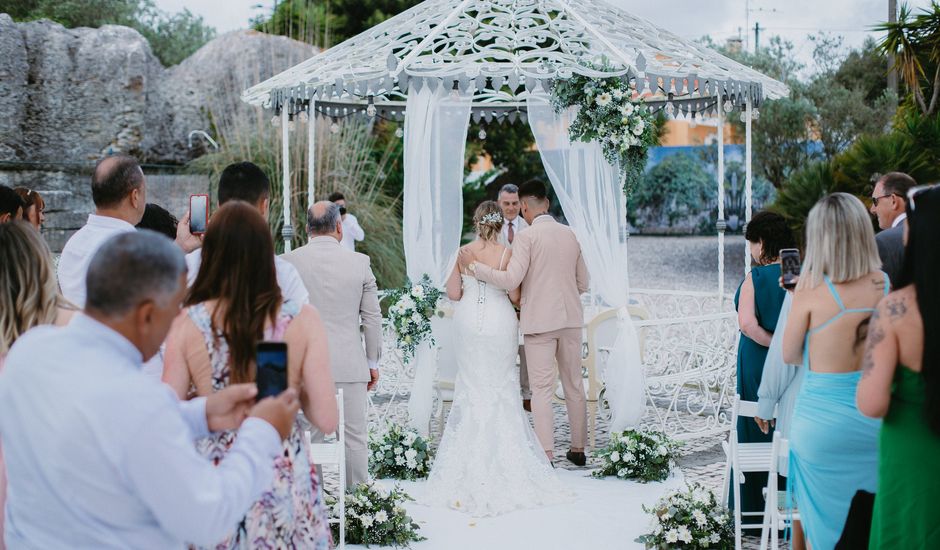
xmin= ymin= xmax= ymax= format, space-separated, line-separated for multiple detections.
xmin=366 ymin=96 xmax=377 ymax=117
xmin=330 ymin=121 xmax=340 ymax=134
xmin=478 ymin=128 xmax=487 ymax=140
xmin=723 ymin=99 xmax=734 ymax=113
xmin=664 ymin=102 xmax=675 ymax=117
xmin=395 ymin=126 xmax=404 ymax=138
xmin=751 ymin=108 xmax=760 ymax=121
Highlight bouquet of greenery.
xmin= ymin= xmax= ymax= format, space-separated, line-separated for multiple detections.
xmin=592 ymin=428 xmax=678 ymax=482
xmin=551 ymin=64 xmax=658 ymax=196
xmin=369 ymin=422 xmax=433 ymax=480
xmin=327 ymin=481 xmax=426 ymax=547
xmin=636 ymin=483 xmax=733 ymax=549
xmin=385 ymin=274 xmax=444 ymax=363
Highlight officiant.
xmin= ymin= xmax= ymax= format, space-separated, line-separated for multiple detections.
xmin=497 ymin=183 xmax=532 ymax=411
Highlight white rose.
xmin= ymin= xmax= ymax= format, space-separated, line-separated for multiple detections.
xmin=624 ymin=452 xmax=634 ymax=462
xmin=394 ymin=446 xmax=403 ymax=455
xmin=595 ymin=92 xmax=612 ymax=107
xmin=617 ymin=468 xmax=628 ymax=478
xmin=395 ymin=456 xmax=405 ymax=465
xmin=693 ymin=509 xmax=708 ymax=527
xmin=657 ymin=445 xmax=667 ymax=456
xmin=632 ymin=120 xmax=645 ymax=136
xmin=374 ymin=510 xmax=389 ymax=523
xmin=619 ymin=103 xmax=635 ymax=116
xmin=711 ymin=533 xmax=721 ymax=543
xmin=361 ymin=515 xmax=374 ymax=528
xmin=405 ymin=448 xmax=418 ymax=461
xmin=609 ymin=451 xmax=621 ymax=463
xmin=411 ymin=285 xmax=425 ymax=298
xmin=665 ymin=529 xmax=679 ymax=543
xmin=677 ymin=526 xmax=692 ymax=543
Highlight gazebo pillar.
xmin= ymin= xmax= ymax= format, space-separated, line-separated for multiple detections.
xmin=716 ymin=106 xmax=726 ymax=302
xmin=281 ymin=107 xmax=293 ymax=252
xmin=307 ymin=99 xmax=317 ymax=209
xmin=745 ymin=96 xmax=753 ymax=276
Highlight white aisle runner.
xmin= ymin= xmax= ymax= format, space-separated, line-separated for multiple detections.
xmin=358 ymin=470 xmax=684 ymax=550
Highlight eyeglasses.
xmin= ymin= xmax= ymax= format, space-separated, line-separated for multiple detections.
xmin=871 ymin=193 xmax=900 ymax=207
xmin=907 ymin=184 xmax=939 ymax=211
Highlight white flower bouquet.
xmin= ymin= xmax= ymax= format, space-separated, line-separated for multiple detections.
xmin=385 ymin=274 xmax=443 ymax=363
xmin=636 ymin=483 xmax=733 ymax=549
xmin=369 ymin=422 xmax=433 ymax=481
xmin=592 ymin=428 xmax=678 ymax=482
xmin=327 ymin=481 xmax=425 ymax=547
xmin=550 ymin=63 xmax=658 ymax=196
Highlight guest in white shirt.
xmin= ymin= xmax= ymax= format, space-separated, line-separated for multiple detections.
xmin=57 ymin=155 xmax=147 ymax=307
xmin=185 ymin=162 xmax=308 ymax=304
xmin=0 ymin=231 xmax=300 ymax=549
xmin=328 ymin=191 xmax=365 ymax=251
xmin=497 ymin=183 xmax=531 ymax=409
xmin=497 ymin=183 xmax=530 ymax=248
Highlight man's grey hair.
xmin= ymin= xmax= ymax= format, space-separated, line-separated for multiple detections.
xmin=307 ymin=202 xmax=341 ymax=235
xmin=85 ymin=231 xmax=186 ymax=315
xmin=498 ymin=183 xmax=519 ymax=196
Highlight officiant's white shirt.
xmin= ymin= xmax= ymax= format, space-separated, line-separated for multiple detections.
xmin=499 ymin=215 xmax=529 ymax=248
xmin=0 ymin=314 xmax=282 ymax=549
xmin=58 ymin=214 xmax=137 ymax=308
xmin=185 ymin=248 xmax=309 ymax=304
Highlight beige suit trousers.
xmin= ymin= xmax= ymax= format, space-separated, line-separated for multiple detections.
xmin=310 ymin=382 xmax=369 ymax=488
xmin=524 ymin=327 xmax=586 ymax=452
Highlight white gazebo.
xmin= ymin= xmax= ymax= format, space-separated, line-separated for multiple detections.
xmin=243 ymin=0 xmax=788 ymax=440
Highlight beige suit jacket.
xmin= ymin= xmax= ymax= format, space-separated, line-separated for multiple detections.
xmin=282 ymin=236 xmax=382 ymax=383
xmin=474 ymin=215 xmax=589 ymax=335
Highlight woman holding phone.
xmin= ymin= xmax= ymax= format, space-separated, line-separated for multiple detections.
xmin=163 ymin=201 xmax=337 ymax=549
xmin=782 ymin=193 xmax=887 ymax=550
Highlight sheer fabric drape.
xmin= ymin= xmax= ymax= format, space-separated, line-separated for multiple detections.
xmin=403 ymin=85 xmax=471 ymax=436
xmin=526 ymin=96 xmax=646 ymax=430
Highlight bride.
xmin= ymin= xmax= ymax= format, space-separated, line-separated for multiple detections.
xmin=424 ymin=201 xmax=571 ymax=517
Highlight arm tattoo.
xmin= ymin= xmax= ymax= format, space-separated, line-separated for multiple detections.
xmin=861 ymin=308 xmax=886 ymax=378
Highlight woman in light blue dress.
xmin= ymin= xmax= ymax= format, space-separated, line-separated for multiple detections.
xmin=781 ymin=193 xmax=887 ymax=550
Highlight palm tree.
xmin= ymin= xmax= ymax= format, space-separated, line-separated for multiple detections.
xmin=876 ymin=2 xmax=940 ymax=116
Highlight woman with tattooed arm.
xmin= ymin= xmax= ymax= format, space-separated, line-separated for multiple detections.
xmin=858 ymin=185 xmax=940 ymax=549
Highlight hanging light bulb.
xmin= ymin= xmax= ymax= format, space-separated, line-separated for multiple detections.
xmin=330 ymin=121 xmax=340 ymax=134
xmin=723 ymin=99 xmax=734 ymax=113
xmin=366 ymin=95 xmax=377 ymax=117
xmin=395 ymin=126 xmax=404 ymax=138
xmin=751 ymin=108 xmax=761 ymax=121
xmin=664 ymin=102 xmax=675 ymax=117
xmin=478 ymin=128 xmax=487 ymax=140
xmin=739 ymin=112 xmax=748 ymax=123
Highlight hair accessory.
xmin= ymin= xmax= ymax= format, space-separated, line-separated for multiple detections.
xmin=479 ymin=212 xmax=503 ymax=226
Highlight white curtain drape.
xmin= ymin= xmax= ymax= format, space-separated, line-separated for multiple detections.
xmin=526 ymin=95 xmax=646 ymax=431
xmin=403 ymin=85 xmax=471 ymax=437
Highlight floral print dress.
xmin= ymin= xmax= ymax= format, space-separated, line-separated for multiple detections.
xmin=188 ymin=301 xmax=332 ymax=550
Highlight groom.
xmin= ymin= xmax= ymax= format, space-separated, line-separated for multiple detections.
xmin=468 ymin=180 xmax=590 ymax=466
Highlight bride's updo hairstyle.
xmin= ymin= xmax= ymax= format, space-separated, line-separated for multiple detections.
xmin=473 ymin=200 xmax=504 ymax=242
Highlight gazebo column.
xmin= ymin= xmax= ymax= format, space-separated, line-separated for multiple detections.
xmin=716 ymin=105 xmax=726 ymax=303
xmin=307 ymin=99 xmax=317 ymax=209
xmin=281 ymin=106 xmax=293 ymax=252
xmin=744 ymin=95 xmax=753 ymax=277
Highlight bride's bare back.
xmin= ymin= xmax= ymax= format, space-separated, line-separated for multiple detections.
xmin=446 ymin=238 xmax=516 ymax=302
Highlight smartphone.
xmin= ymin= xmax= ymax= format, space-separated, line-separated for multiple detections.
xmin=780 ymin=248 xmax=801 ymax=290
xmin=255 ymin=342 xmax=288 ymax=401
xmin=339 ymin=206 xmax=348 ymax=216
xmin=189 ymin=194 xmax=209 ymax=235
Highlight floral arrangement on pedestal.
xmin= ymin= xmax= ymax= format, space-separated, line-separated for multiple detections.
xmin=551 ymin=66 xmax=658 ymax=196
xmin=327 ymin=481 xmax=426 ymax=547
xmin=592 ymin=428 xmax=678 ymax=482
xmin=385 ymin=274 xmax=444 ymax=363
xmin=369 ymin=422 xmax=433 ymax=480
xmin=636 ymin=483 xmax=733 ymax=549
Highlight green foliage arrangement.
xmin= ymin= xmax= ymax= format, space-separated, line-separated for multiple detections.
xmin=636 ymin=483 xmax=734 ymax=549
xmin=326 ymin=481 xmax=425 ymax=547
xmin=384 ymin=275 xmax=444 ymax=363
xmin=368 ymin=422 xmax=433 ymax=480
xmin=593 ymin=428 xmax=678 ymax=483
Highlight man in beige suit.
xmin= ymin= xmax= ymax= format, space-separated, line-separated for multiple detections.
xmin=283 ymin=201 xmax=382 ymax=486
xmin=470 ymin=180 xmax=590 ymax=466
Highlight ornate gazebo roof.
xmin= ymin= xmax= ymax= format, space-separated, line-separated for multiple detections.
xmin=243 ymin=0 xmax=788 ymax=121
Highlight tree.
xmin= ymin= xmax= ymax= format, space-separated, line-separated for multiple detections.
xmin=135 ymin=6 xmax=216 ymax=66
xmin=876 ymin=2 xmax=940 ymax=116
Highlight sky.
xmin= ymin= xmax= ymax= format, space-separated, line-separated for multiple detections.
xmin=155 ymin=0 xmax=936 ymax=71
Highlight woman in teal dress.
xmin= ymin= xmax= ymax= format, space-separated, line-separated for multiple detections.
xmin=858 ymin=185 xmax=940 ymax=549
xmin=730 ymin=211 xmax=795 ymax=518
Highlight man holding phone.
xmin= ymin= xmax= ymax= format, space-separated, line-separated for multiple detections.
xmin=328 ymin=192 xmax=365 ymax=252
xmin=283 ymin=201 xmax=382 ymax=488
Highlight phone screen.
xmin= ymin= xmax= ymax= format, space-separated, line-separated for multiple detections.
xmin=780 ymin=248 xmax=801 ymax=289
xmin=255 ymin=342 xmax=288 ymax=401
xmin=190 ymin=195 xmax=208 ymax=235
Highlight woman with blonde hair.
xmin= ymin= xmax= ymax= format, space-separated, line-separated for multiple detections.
xmin=0 ymin=221 xmax=75 ymax=549
xmin=782 ymin=193 xmax=888 ymax=550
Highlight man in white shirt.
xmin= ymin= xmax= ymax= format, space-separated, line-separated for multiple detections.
xmin=497 ymin=183 xmax=530 ymax=248
xmin=58 ymin=155 xmax=148 ymax=307
xmin=328 ymin=191 xmax=365 ymax=251
xmin=870 ymin=172 xmax=916 ymax=287
xmin=283 ymin=201 xmax=383 ymax=487
xmin=497 ymin=183 xmax=532 ymax=410
xmin=0 ymin=231 xmax=299 ymax=549
xmin=185 ymin=162 xmax=308 ymax=304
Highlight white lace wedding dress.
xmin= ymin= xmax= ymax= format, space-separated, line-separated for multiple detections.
xmin=424 ymin=274 xmax=573 ymax=517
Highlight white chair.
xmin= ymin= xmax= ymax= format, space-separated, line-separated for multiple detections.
xmin=721 ymin=396 xmax=775 ymax=550
xmin=760 ymin=431 xmax=800 ymax=550
xmin=307 ymin=389 xmax=346 ymax=549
